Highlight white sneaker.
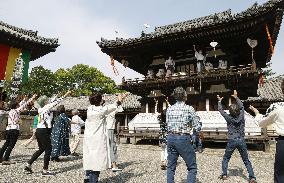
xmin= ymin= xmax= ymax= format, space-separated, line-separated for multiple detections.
xmin=41 ymin=171 xmax=55 ymax=176
xmin=112 ymin=168 xmax=122 ymax=172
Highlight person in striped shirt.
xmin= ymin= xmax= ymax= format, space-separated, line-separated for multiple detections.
xmin=0 ymin=94 xmax=37 ymax=165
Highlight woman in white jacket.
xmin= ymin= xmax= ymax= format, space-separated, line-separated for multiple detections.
xmin=83 ymin=93 xmax=126 ymax=183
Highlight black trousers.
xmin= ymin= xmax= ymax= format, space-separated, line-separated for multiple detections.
xmin=275 ymin=137 xmax=284 ymax=183
xmin=28 ymin=128 xmax=52 ymax=170
xmin=0 ymin=129 xmax=19 ymax=161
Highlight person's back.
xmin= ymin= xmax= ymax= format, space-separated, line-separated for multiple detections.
xmin=218 ymin=98 xmax=245 ymax=140
xmin=167 ymin=102 xmax=196 ymax=134
xmin=217 ymin=92 xmax=256 ymax=182
xmin=250 ymin=79 xmax=284 ymax=183
xmin=166 ymin=87 xmax=201 ymax=183
xmin=71 ymin=114 xmax=84 ymax=135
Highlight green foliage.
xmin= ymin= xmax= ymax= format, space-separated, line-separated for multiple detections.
xmin=21 ymin=66 xmax=57 ymax=97
xmin=263 ymin=62 xmax=276 ymax=78
xmin=20 ymin=64 xmax=119 ymax=97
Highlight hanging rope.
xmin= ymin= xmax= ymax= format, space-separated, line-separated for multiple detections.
xmin=110 ymin=55 xmax=119 ymax=76
xmin=265 ymin=24 xmax=274 ymax=54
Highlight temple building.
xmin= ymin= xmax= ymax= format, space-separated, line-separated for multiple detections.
xmin=0 ymin=21 xmax=59 ymax=82
xmin=96 ymin=1 xmax=284 ymax=148
xmin=97 ymin=0 xmax=284 ymax=113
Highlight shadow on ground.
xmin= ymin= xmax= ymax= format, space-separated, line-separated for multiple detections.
xmin=228 ymin=168 xmax=249 ymax=181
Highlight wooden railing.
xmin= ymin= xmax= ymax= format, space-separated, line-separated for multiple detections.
xmin=122 ymin=65 xmax=258 ymax=86
xmin=117 ymin=126 xmax=160 ymax=144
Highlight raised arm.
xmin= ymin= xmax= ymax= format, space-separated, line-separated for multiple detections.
xmin=250 ymin=105 xmax=276 ymax=128
xmin=103 ymin=93 xmax=127 ymax=116
xmin=217 ymin=95 xmax=230 ymax=119
xmin=231 ymin=90 xmax=244 ymax=121
xmin=41 ymin=91 xmax=71 ymax=112
xmin=235 ymin=97 xmax=244 ymax=111
xmin=193 ymin=45 xmax=197 ymax=52
xmin=17 ymin=94 xmax=37 ymax=112
xmin=231 ymin=90 xmax=243 ymax=110
xmin=258 ymin=109 xmax=280 ymax=128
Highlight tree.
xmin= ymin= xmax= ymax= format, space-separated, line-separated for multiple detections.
xmin=55 ymin=64 xmax=119 ymax=96
xmin=21 ymin=66 xmax=57 ymax=97
xmin=17 ymin=64 xmax=119 ymax=97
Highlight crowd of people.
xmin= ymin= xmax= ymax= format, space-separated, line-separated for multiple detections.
xmin=0 ymin=91 xmax=125 ymax=181
xmin=0 ymin=79 xmax=283 ymax=183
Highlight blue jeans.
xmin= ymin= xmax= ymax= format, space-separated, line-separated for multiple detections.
xmin=167 ymin=134 xmax=197 ymax=183
xmin=85 ymin=170 xmax=100 ymax=183
xmin=222 ymin=138 xmax=255 ymax=179
xmin=192 ymin=132 xmax=202 ymax=150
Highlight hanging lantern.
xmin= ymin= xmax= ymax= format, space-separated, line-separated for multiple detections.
xmin=210 ymin=41 xmax=218 ymax=58
xmin=247 ymin=38 xmax=258 ymax=71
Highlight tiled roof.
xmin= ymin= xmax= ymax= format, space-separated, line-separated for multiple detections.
xmin=103 ymin=94 xmax=142 ymax=109
xmin=0 ymin=21 xmax=59 ymax=47
xmin=246 ymin=76 xmax=284 ymax=102
xmin=53 ymin=93 xmax=142 ymax=111
xmin=97 ymin=0 xmax=284 ymax=48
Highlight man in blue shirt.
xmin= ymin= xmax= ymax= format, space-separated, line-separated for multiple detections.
xmin=217 ymin=91 xmax=256 ymax=183
xmin=166 ymin=87 xmax=201 ymax=183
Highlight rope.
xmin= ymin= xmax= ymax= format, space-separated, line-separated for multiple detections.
xmin=265 ymin=24 xmax=274 ymax=54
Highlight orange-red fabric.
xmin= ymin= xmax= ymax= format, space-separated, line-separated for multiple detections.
xmin=0 ymin=44 xmax=10 ymax=80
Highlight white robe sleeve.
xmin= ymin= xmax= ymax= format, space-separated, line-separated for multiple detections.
xmin=102 ymin=103 xmax=118 ymax=116
xmin=255 ymin=110 xmax=279 ymax=128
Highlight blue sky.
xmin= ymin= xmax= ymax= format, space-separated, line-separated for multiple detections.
xmin=0 ymin=0 xmax=283 ymax=83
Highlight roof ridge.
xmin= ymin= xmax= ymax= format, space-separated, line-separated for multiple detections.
xmin=97 ymin=0 xmax=284 ymax=48
xmin=0 ymin=20 xmax=59 ymax=45
xmin=155 ymin=9 xmax=232 ymax=31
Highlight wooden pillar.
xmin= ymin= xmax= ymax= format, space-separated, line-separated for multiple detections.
xmin=125 ymin=114 xmax=130 ymax=143
xmin=117 ymin=122 xmax=120 ymax=144
xmin=263 ymin=127 xmax=271 ymax=152
xmin=163 ymin=102 xmax=167 ymax=110
xmin=206 ymin=98 xmax=210 ymax=111
xmin=124 ymin=114 xmax=128 ymax=127
xmin=146 ymin=103 xmax=149 ymax=113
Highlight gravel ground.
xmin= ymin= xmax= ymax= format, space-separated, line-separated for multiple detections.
xmin=0 ymin=138 xmax=275 ymax=183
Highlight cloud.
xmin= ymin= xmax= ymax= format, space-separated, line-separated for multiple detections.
xmin=0 ymin=0 xmax=143 ymax=84
xmin=0 ymin=0 xmax=283 ymax=86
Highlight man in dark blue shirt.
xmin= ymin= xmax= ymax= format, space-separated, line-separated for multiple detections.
xmin=217 ymin=91 xmax=256 ymax=183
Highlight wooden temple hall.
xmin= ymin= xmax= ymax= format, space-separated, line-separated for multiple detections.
xmin=0 ymin=21 xmax=59 ymax=82
xmin=97 ymin=0 xmax=284 ymax=113
xmin=97 ymin=1 xmax=284 ymax=148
